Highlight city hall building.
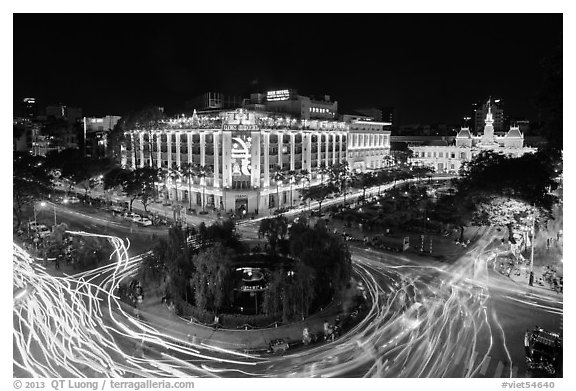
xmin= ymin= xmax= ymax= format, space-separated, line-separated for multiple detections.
xmin=121 ymin=108 xmax=391 ymax=214
xmin=410 ymin=102 xmax=537 ymax=173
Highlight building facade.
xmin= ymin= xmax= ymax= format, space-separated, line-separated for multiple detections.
xmin=122 ymin=108 xmax=391 ymax=214
xmin=410 ymin=102 xmax=536 ymax=173
xmin=83 ymin=115 xmax=122 ymax=158
xmin=243 ymin=90 xmax=338 ymax=120
xmin=473 ymin=99 xmax=504 ymax=133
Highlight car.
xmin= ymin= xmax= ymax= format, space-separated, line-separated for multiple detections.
xmin=124 ymin=212 xmax=142 ymax=222
xmin=268 ymin=339 xmax=289 ymax=354
xmin=109 ymin=205 xmax=127 ymax=215
xmin=64 ymin=196 xmax=80 ymax=204
xmin=137 ymin=218 xmax=152 ymax=226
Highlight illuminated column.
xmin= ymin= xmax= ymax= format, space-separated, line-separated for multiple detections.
xmin=138 ymin=132 xmax=145 ymax=168
xmin=175 ymin=132 xmax=181 ymax=168
xmin=156 ymin=133 xmax=161 ymax=168
xmin=263 ymin=132 xmax=270 ymax=188
xmin=324 ymin=133 xmax=329 ymax=167
xmin=167 ymin=132 xmax=173 ymax=169
xmin=332 ymin=132 xmax=336 ymax=164
xmin=200 ymin=132 xmax=206 ymax=166
xmin=251 ymin=131 xmax=261 ymax=187
xmin=222 ymin=131 xmax=232 ymax=188
xmin=303 ymin=132 xmax=312 ymax=173
xmin=213 ymin=131 xmax=220 ymax=187
xmin=339 ymin=132 xmax=343 ymax=162
xmin=277 ymin=131 xmax=283 ymax=170
xmin=187 ymin=132 xmax=193 ymax=165
xmin=316 ymin=132 xmax=321 ymax=169
xmin=290 ymin=133 xmax=295 ymax=171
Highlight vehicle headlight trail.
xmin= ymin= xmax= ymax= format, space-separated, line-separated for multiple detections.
xmin=14 ymin=228 xmax=501 ymax=378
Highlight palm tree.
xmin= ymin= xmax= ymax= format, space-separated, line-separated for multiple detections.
xmin=298 ymin=169 xmax=311 ymax=208
xmin=180 ymin=163 xmax=196 ymax=211
xmin=194 ymin=164 xmax=213 ymax=213
xmin=168 ymin=165 xmax=181 ymax=202
xmin=318 ymin=162 xmax=329 ymax=184
xmin=157 ymin=167 xmax=171 ymax=203
xmin=272 ymin=165 xmax=286 ymax=211
xmin=286 ymin=170 xmax=298 ymax=207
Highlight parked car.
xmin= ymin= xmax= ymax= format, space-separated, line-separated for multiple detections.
xmin=137 ymin=217 xmax=153 ymax=226
xmin=124 ymin=212 xmax=142 ymax=222
xmin=268 ymin=339 xmax=289 ymax=354
xmin=65 ymin=196 xmax=80 ymax=204
xmin=370 ymin=235 xmax=410 ymax=252
xmin=109 ymin=205 xmax=127 ymax=216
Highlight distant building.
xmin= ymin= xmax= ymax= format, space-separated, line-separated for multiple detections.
xmin=45 ymin=104 xmax=83 ymax=123
xmin=410 ymin=99 xmax=536 ymax=173
xmin=381 ymin=106 xmax=397 ymax=126
xmin=186 ymin=92 xmax=243 ymax=112
xmin=355 ymin=108 xmax=383 ymax=122
xmin=21 ymin=98 xmax=38 ymax=118
xmin=83 ymin=116 xmax=122 ymax=158
xmin=243 ymin=89 xmax=338 ymax=120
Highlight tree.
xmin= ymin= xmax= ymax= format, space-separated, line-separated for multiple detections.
xmin=116 ymin=167 xmax=159 ymax=212
xmin=190 ymin=244 xmax=234 ymax=313
xmin=301 ymin=183 xmax=335 ymax=214
xmin=272 ymin=165 xmax=286 ymax=211
xmin=432 ymin=193 xmax=476 ymax=242
xmin=193 ymin=164 xmax=213 ymax=213
xmin=297 ymin=169 xmax=311 ymax=206
xmin=318 ymin=162 xmax=330 ymax=184
xmin=288 ymin=223 xmax=352 ymax=306
xmin=355 ymin=172 xmax=378 ymax=201
xmin=258 ymin=215 xmax=289 ymax=255
xmin=180 ymin=162 xmax=196 ymax=211
xmin=261 ymin=261 xmax=316 ymax=322
xmin=382 ymin=155 xmax=394 ymax=168
xmin=168 ymin=165 xmax=181 ymax=202
xmin=286 ymin=170 xmax=298 ymax=207
xmin=458 ymin=150 xmax=560 ymax=211
xmin=329 ymin=161 xmax=354 ymax=206
xmin=13 ymin=152 xmax=51 ymax=228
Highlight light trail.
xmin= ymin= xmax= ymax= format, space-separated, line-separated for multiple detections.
xmin=13 ymin=223 xmax=561 ymax=377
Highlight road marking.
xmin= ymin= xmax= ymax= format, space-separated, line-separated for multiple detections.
xmin=494 ymin=361 xmax=504 ymax=377
xmin=479 ymin=356 xmax=491 ymax=376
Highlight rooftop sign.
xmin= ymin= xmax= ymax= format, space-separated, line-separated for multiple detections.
xmin=266 ymin=90 xmax=291 ymax=102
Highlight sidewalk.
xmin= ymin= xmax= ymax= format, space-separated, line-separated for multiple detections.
xmin=137 ymin=294 xmax=344 ymax=352
xmin=505 ymin=264 xmax=563 ymax=296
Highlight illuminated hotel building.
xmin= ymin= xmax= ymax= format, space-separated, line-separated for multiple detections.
xmin=122 ymin=108 xmax=391 ymax=214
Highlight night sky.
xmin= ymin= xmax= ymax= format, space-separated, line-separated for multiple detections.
xmin=13 ymin=14 xmax=562 ymax=124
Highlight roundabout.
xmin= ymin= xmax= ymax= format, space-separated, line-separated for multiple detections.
xmin=13 ymin=225 xmax=497 ymax=378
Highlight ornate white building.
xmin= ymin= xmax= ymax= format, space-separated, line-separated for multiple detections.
xmin=122 ymin=109 xmax=391 ymax=214
xmin=410 ymin=100 xmax=536 ymax=173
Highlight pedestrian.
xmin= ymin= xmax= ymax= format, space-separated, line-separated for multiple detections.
xmin=55 ymin=256 xmax=60 ymax=270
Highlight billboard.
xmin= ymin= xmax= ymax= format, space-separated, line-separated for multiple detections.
xmin=231 ymin=134 xmax=252 ymax=176
xmin=266 ymin=90 xmax=291 ymax=102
